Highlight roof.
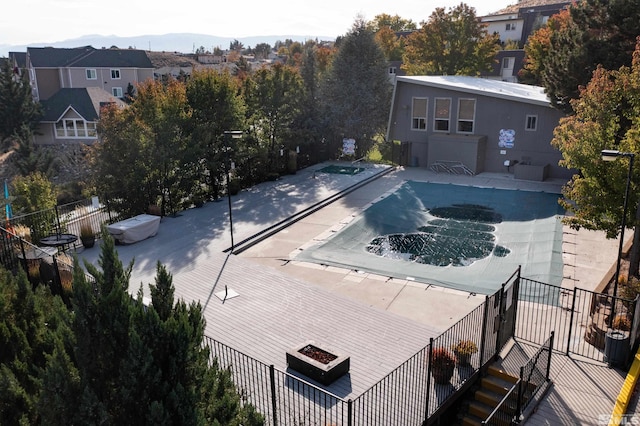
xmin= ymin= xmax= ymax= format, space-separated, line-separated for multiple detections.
xmin=490 ymin=0 xmax=571 ymax=15
xmin=8 ymin=52 xmax=26 ymax=69
xmin=41 ymin=87 xmax=125 ymax=122
xmin=395 ymin=75 xmax=551 ymax=107
xmin=28 ymin=46 xmax=152 ymax=69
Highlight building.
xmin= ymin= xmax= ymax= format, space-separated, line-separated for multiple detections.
xmin=10 ymin=46 xmax=154 ymax=145
xmin=386 ymin=75 xmax=572 ymax=181
xmin=480 ymin=0 xmax=572 ymax=82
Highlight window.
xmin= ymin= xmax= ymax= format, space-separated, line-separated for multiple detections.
xmin=86 ymin=69 xmax=96 ymax=80
xmin=525 ymin=115 xmax=538 ymax=131
xmin=502 ymin=57 xmax=514 ymax=69
xmin=457 ymin=99 xmax=476 ymax=133
xmin=434 ymin=98 xmax=451 ymax=132
xmin=389 ymin=67 xmax=397 ymax=75
xmin=411 ymin=98 xmax=427 ymax=130
xmin=112 ymin=87 xmax=123 ymax=98
xmin=505 ymin=23 xmax=516 ymax=31
xmin=55 ymin=119 xmax=97 ymax=139
xmin=111 ymin=69 xmax=121 ymax=79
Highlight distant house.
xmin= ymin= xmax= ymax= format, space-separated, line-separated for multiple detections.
xmin=480 ymin=0 xmax=571 ymax=82
xmin=10 ymin=46 xmax=154 ymax=145
xmin=386 ymin=75 xmax=573 ymax=181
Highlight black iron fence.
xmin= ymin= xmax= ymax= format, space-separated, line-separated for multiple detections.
xmin=516 ymin=277 xmax=637 ymax=363
xmin=8 ymin=196 xmax=123 ymax=246
xmin=482 ymin=332 xmax=554 ymax=425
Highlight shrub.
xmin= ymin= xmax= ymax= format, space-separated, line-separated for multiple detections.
xmin=451 ymin=339 xmax=478 ymax=356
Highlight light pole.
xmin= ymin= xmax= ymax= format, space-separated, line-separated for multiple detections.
xmin=224 ymin=130 xmax=242 ymax=253
xmin=601 ymin=149 xmax=635 ymax=312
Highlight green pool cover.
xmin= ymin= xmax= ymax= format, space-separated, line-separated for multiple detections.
xmin=296 ymin=181 xmax=565 ymax=296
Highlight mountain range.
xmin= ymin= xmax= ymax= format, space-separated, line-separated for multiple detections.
xmin=0 ymin=33 xmax=336 ymax=57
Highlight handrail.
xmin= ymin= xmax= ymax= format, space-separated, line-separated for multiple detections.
xmin=481 ymin=378 xmax=521 ymax=425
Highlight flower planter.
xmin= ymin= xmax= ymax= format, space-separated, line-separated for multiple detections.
xmin=431 ymin=365 xmax=455 ymax=384
xmin=286 ymin=341 xmax=350 ymax=385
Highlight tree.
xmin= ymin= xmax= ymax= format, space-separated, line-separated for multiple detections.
xmin=320 ymin=18 xmax=392 ymax=158
xmin=244 ymin=63 xmax=305 ymax=172
xmin=185 ymin=69 xmax=245 ymax=199
xmin=552 ymin=42 xmax=640 ymax=276
xmin=519 ymin=9 xmax=571 ymax=86
xmin=366 ymin=13 xmax=416 ymax=32
xmin=0 ymin=268 xmax=73 ymax=425
xmin=254 ymin=43 xmax=272 ymax=60
xmin=402 ymin=3 xmax=499 ymax=76
xmin=0 ymin=58 xmax=42 ymax=151
xmin=541 ymin=0 xmax=640 ymax=112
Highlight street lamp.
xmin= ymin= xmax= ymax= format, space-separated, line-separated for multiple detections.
xmin=601 ymin=149 xmax=635 ymax=310
xmin=224 ymin=130 xmax=242 ymax=253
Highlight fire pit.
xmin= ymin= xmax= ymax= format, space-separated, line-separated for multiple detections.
xmin=286 ymin=341 xmax=350 ymax=385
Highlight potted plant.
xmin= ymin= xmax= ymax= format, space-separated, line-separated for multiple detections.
xmin=451 ymin=339 xmax=478 ymax=366
xmin=79 ymin=220 xmax=95 ymax=248
xmin=430 ymin=347 xmax=456 ymax=384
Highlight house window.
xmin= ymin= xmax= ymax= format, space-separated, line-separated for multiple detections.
xmin=55 ymin=119 xmax=97 ymax=139
xmin=434 ymin=98 xmax=451 ymax=132
xmin=411 ymin=97 xmax=427 ymax=130
xmin=389 ymin=67 xmax=397 ymax=75
xmin=525 ymin=115 xmax=538 ymax=131
xmin=457 ymin=99 xmax=476 ymax=133
xmin=505 ymin=23 xmax=516 ymax=31
xmin=111 ymin=69 xmax=121 ymax=79
xmin=86 ymin=69 xmax=97 ymax=80
xmin=502 ymin=57 xmax=514 ymax=69
xmin=112 ymin=87 xmax=123 ymax=98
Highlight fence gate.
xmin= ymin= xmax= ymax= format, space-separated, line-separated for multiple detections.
xmin=497 ymin=267 xmax=521 ymax=353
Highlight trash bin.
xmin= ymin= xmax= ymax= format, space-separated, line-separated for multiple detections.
xmin=604 ymin=330 xmax=630 ymax=367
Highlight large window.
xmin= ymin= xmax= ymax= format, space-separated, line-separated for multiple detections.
xmin=457 ymin=99 xmax=476 ymax=133
xmin=111 ymin=69 xmax=121 ymax=79
xmin=55 ymin=119 xmax=97 ymax=139
xmin=112 ymin=87 xmax=123 ymax=98
xmin=412 ymin=97 xmax=427 ymax=130
xmin=86 ymin=69 xmax=97 ymax=80
xmin=434 ymin=98 xmax=451 ymax=132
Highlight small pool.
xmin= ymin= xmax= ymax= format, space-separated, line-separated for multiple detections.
xmin=318 ymin=165 xmax=365 ymax=175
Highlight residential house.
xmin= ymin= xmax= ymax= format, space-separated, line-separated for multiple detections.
xmin=480 ymin=0 xmax=572 ymax=82
xmin=386 ymin=75 xmax=572 ymax=181
xmin=11 ymin=46 xmax=153 ymax=145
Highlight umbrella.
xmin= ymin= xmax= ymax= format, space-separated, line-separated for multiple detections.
xmin=4 ymin=180 xmax=12 ymax=225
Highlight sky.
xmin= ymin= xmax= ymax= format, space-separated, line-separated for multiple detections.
xmin=2 ymin=0 xmax=510 ymax=47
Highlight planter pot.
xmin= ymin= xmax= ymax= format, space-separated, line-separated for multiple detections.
xmin=431 ymin=365 xmax=455 ymax=384
xmin=80 ymin=235 xmax=95 ymax=248
xmin=455 ymin=352 xmax=472 ymax=366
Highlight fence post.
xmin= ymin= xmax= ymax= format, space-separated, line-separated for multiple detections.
xmin=269 ymin=365 xmax=278 ymax=426
xmin=495 ymin=282 xmax=506 ymax=355
xmin=347 ymin=399 xmax=353 ymax=426
xmin=423 ymin=339 xmax=434 ymax=423
xmin=546 ymin=331 xmax=554 ymax=381
xmin=479 ymin=295 xmax=490 ymax=367
xmin=515 ymin=366 xmax=524 ymax=421
xmin=54 ymin=205 xmax=62 ymax=235
xmin=566 ymin=291 xmax=577 ymax=356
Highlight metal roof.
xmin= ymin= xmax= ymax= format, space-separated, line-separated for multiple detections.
xmin=395 ymin=75 xmax=552 ymax=107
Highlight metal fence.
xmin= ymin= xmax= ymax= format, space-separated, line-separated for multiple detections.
xmin=516 ymin=277 xmax=637 ymax=363
xmin=8 ymin=196 xmax=123 ymax=245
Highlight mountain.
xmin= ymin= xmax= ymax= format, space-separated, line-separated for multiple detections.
xmin=0 ymin=32 xmax=336 ymax=57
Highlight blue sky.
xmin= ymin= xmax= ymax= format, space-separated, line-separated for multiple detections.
xmin=2 ymin=0 xmax=509 ymax=46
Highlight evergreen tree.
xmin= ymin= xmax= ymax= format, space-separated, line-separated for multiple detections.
xmin=320 ymin=18 xmax=392 ymax=158
xmin=0 ymin=58 xmax=42 ymax=151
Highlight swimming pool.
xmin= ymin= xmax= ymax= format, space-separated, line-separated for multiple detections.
xmin=295 ymin=181 xmax=564 ymax=295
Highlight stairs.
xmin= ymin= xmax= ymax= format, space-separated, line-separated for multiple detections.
xmin=461 ymin=365 xmax=519 ymax=426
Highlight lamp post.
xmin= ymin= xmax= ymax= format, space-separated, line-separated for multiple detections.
xmin=601 ymin=150 xmax=635 ymax=313
xmin=224 ymin=131 xmax=242 ymax=253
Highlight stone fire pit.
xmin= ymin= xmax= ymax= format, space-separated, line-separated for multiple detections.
xmin=286 ymin=341 xmax=350 ymax=385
